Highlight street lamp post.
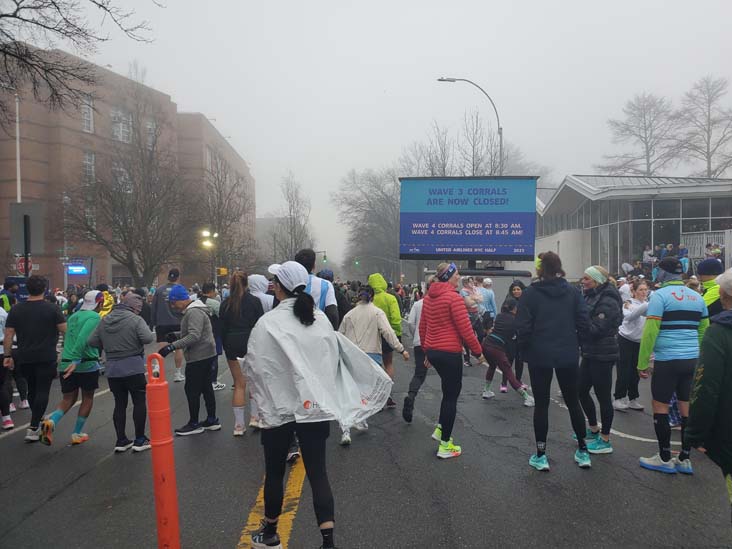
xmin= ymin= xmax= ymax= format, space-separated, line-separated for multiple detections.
xmin=201 ymin=230 xmax=219 ymax=282
xmin=437 ymin=77 xmax=503 ymax=176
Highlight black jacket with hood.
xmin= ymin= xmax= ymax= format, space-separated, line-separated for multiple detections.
xmin=581 ymin=283 xmax=623 ymax=362
xmin=515 ymin=277 xmax=590 ymax=368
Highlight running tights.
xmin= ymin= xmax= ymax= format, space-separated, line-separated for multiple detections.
xmin=0 ymin=355 xmax=11 ymax=416
xmin=12 ymin=366 xmax=28 ymax=400
xmin=262 ymin=421 xmax=334 ymax=525
xmin=20 ymin=362 xmax=57 ymax=428
xmin=185 ymin=358 xmax=217 ymax=424
xmin=426 ymin=350 xmax=463 ymax=442
xmin=578 ymin=359 xmax=614 ymax=436
xmin=407 ymin=346 xmax=427 ymax=399
xmin=108 ymin=374 xmax=147 ymax=441
xmin=529 ymin=365 xmax=586 ymax=448
xmin=484 ymin=344 xmax=521 ymax=391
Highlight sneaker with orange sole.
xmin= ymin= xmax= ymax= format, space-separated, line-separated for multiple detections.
xmin=40 ymin=419 xmax=55 ymax=446
xmin=71 ymin=433 xmax=90 ymax=445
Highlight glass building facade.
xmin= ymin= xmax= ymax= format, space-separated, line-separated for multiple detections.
xmin=536 ymin=197 xmax=732 ymax=273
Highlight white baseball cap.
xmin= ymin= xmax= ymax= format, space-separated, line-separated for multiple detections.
xmin=268 ymin=261 xmax=309 ymax=293
xmin=80 ymin=290 xmax=104 ymax=311
xmin=483 ymin=278 xmax=493 ymax=286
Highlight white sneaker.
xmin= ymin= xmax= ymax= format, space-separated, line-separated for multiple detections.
xmin=19 ymin=399 xmax=30 ymax=409
xmin=523 ymin=395 xmax=535 ymax=407
xmin=340 ymin=430 xmax=351 ymax=446
xmin=354 ymin=421 xmax=369 ymax=431
xmin=173 ymin=369 xmax=185 ymax=383
xmin=674 ymin=457 xmax=694 ymax=475
xmin=482 ymin=390 xmax=495 ymax=400
xmin=612 ymin=399 xmax=629 ymax=411
xmin=233 ymin=424 xmax=246 ymax=436
xmin=9 ymin=403 xmax=16 ymax=413
xmin=639 ymin=453 xmax=676 ymax=474
xmin=25 ymin=427 xmax=40 ymax=442
xmin=212 ymin=382 xmax=226 ymax=391
xmin=628 ymin=398 xmax=644 ymax=411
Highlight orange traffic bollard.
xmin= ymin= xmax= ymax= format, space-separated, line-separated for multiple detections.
xmin=146 ymin=353 xmax=181 ymax=549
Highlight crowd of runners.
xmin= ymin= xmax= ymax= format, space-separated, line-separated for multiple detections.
xmin=1 ymin=247 xmax=731 ymax=548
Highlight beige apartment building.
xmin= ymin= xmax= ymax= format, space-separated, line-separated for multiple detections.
xmin=0 ymin=49 xmax=255 ymax=290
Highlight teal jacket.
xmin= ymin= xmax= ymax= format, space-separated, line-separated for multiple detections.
xmin=60 ymin=309 xmax=101 ymax=372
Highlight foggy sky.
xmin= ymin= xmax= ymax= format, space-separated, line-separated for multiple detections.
xmin=86 ymin=0 xmax=732 ymax=266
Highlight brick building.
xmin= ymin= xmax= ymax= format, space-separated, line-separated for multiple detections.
xmin=0 ymin=49 xmax=255 ymax=290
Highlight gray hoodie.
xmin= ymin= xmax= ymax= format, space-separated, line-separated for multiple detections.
xmin=170 ymin=300 xmax=216 ymax=363
xmin=88 ymin=305 xmax=154 ymax=377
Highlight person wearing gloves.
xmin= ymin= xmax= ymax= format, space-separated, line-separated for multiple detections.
xmin=367 ymin=272 xmax=402 ymax=409
xmin=614 ymin=279 xmax=650 ymax=412
xmin=579 ymin=266 xmax=623 ymax=456
xmin=244 ymin=261 xmax=345 ymax=549
xmin=88 ymin=292 xmax=155 ymax=453
xmin=697 ymin=258 xmax=725 ymax=317
xmin=686 ymin=268 xmax=732 ymax=524
xmin=40 ymin=290 xmax=104 ymax=446
xmin=338 ymin=284 xmax=409 ymax=444
xmin=248 ymin=274 xmax=275 ymax=313
xmin=159 ymin=284 xmax=220 ymax=436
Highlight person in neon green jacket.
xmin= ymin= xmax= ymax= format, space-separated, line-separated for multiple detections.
xmin=367 ymin=273 xmax=402 ymax=409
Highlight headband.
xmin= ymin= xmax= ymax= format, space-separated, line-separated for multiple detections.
xmin=437 ymin=263 xmax=457 ymax=282
xmin=584 ymin=266 xmax=608 ymax=285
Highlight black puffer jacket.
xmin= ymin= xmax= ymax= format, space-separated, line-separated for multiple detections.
xmin=581 ymin=283 xmax=623 ymax=362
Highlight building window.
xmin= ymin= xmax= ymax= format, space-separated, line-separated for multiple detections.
xmin=609 ymin=223 xmax=619 ymax=274
xmin=654 ymin=219 xmax=680 ymax=247
xmin=112 ymin=163 xmax=133 ymax=193
xmin=146 ymin=120 xmax=156 ymax=150
xmin=583 ymin=202 xmax=590 ymax=228
xmin=712 ymin=199 xmax=732 ymax=218
xmin=631 ymin=200 xmax=652 ymax=220
xmin=682 ymin=198 xmax=710 ymax=219
xmin=682 ymin=219 xmax=710 ymax=233
xmin=653 ymin=199 xmax=680 ymax=219
xmin=630 ymin=220 xmax=652 ymax=263
xmin=619 ymin=222 xmax=630 ymax=267
xmin=111 ymin=108 xmax=132 ymax=143
xmin=81 ymin=95 xmax=94 ymax=133
xmin=600 ymin=201 xmax=609 ymax=225
xmin=609 ymin=200 xmax=619 ymax=224
xmin=711 ymin=218 xmax=732 ymax=231
xmin=82 ymin=151 xmax=95 ymax=183
xmin=599 ymin=225 xmax=609 ymax=269
xmin=591 ymin=201 xmax=600 ymax=227
xmin=618 ymin=200 xmax=630 ymax=222
xmin=591 ymin=227 xmax=599 ymax=265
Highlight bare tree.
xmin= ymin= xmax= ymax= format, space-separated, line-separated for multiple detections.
xmin=0 ymin=1 xmax=152 ymax=128
xmin=64 ymin=68 xmax=188 ymax=287
xmin=274 ymin=172 xmax=313 ymax=260
xmin=596 ymin=92 xmax=681 ymax=176
xmin=424 ymin=121 xmax=455 ymax=176
xmin=201 ymin=147 xmax=256 ymax=271
xmin=675 ymin=75 xmax=732 ymax=178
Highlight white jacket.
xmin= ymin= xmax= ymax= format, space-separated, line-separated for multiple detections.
xmin=407 ymin=299 xmax=424 ymax=347
xmin=338 ymin=302 xmax=404 ymax=355
xmin=243 ymin=298 xmax=392 ymax=429
xmin=618 ymin=299 xmax=648 ymax=343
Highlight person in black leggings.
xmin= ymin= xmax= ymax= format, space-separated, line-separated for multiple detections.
xmin=515 ymin=252 xmax=592 ymax=471
xmin=579 ymin=266 xmax=623 ymax=455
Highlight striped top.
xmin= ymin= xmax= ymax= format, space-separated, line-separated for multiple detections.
xmin=646 ymin=281 xmax=708 ymax=361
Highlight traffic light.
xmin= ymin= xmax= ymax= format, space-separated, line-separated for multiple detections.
xmin=322 ymin=253 xmax=327 ymax=263
xmin=216 ymin=267 xmax=228 ymax=276
xmin=354 ymin=258 xmax=360 ymax=266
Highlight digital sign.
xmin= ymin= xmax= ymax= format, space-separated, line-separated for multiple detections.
xmin=67 ymin=265 xmax=89 ymax=275
xmin=399 ymin=176 xmax=537 ymax=261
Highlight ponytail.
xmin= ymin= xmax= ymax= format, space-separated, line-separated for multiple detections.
xmin=274 ymin=276 xmax=315 ymax=326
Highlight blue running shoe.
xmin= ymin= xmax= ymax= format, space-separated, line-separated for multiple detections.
xmin=587 ymin=437 xmax=613 ymax=455
xmin=572 ymin=428 xmax=599 ymax=442
xmin=674 ymin=457 xmax=694 ymax=475
xmin=529 ymin=454 xmax=550 ymax=471
xmin=575 ymin=449 xmax=592 ymax=468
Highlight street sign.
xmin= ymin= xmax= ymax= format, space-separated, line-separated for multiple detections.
xmin=15 ymin=257 xmax=33 ymax=275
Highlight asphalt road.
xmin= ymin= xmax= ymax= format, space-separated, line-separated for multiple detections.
xmin=0 ymin=338 xmax=730 ymax=549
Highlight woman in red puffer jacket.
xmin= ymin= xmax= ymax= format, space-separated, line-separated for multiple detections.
xmin=419 ymin=262 xmax=485 ymax=460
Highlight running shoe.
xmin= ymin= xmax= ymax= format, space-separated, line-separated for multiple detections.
xmin=71 ymin=433 xmax=90 ymax=445
xmin=2 ymin=417 xmax=14 ymax=430
xmin=19 ymin=399 xmax=30 ymax=409
xmin=249 ymin=418 xmax=262 ymax=430
xmin=385 ymin=397 xmax=397 ymax=410
xmin=520 ymin=384 xmax=529 ymax=391
xmin=437 ymin=439 xmax=462 ymax=459
xmin=114 ymin=438 xmax=134 ymax=453
xmin=175 ymin=422 xmax=204 ymax=436
xmin=674 ymin=457 xmax=694 ymax=475
xmin=353 ymin=421 xmax=369 ymax=432
xmin=529 ymin=454 xmax=550 ymax=471
xmin=132 ymin=437 xmax=151 ymax=453
xmin=24 ymin=427 xmax=40 ymax=442
xmin=40 ymin=418 xmax=55 ymax=446
xmin=402 ymin=395 xmax=414 ymax=423
xmin=251 ymin=520 xmax=282 ymax=549
xmin=523 ymin=395 xmax=535 ymax=407
xmin=481 ymin=390 xmax=496 ymax=400
xmin=639 ymin=453 xmax=677 ymax=474
xmin=286 ymin=447 xmax=300 ymax=464
xmin=233 ymin=424 xmax=246 ymax=437
xmin=587 ymin=437 xmax=613 ymax=454
xmin=463 ymin=361 xmax=472 ymax=369
xmin=9 ymin=402 xmax=16 ymax=413
xmin=200 ymin=418 xmax=221 ymax=431
xmin=572 ymin=429 xmax=600 ymax=442
xmin=612 ymin=399 xmax=629 ymax=412
xmin=627 ymin=399 xmax=644 ymax=411
xmin=340 ymin=430 xmax=351 ymax=446
xmin=574 ymin=449 xmax=592 ymax=469
xmin=173 ymin=369 xmax=185 ymax=383
xmin=431 ymin=425 xmax=443 ymax=441
xmin=500 ymin=384 xmax=508 ymax=393
xmin=212 ymin=382 xmax=226 ymax=391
